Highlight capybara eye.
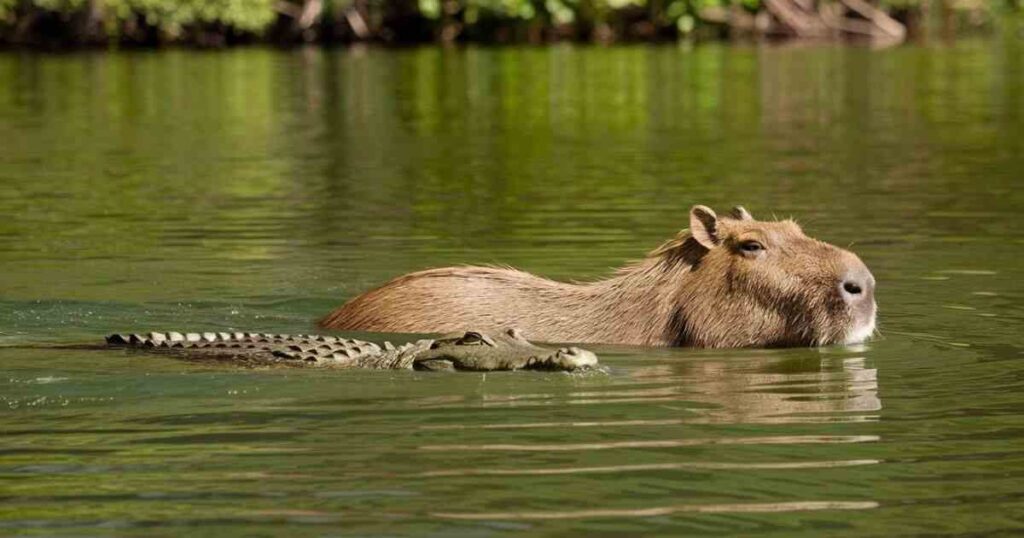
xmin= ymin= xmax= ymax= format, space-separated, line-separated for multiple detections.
xmin=739 ymin=240 xmax=764 ymax=253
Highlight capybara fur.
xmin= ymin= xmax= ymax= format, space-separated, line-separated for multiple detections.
xmin=319 ymin=205 xmax=877 ymax=348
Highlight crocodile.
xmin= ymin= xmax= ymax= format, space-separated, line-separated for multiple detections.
xmin=100 ymin=328 xmax=599 ymax=372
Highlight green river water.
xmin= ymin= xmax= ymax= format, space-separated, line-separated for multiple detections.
xmin=1 ymin=41 xmax=1022 ymax=536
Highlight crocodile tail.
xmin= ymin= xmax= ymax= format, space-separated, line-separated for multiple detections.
xmin=104 ymin=331 xmax=387 ymax=367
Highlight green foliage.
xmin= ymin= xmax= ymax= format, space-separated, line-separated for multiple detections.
xmin=418 ymin=0 xmax=441 ymax=19
xmin=110 ymin=0 xmax=278 ymax=33
xmin=2 ymin=0 xmax=277 ymax=34
xmin=469 ymin=0 xmax=537 ymax=19
xmin=0 ymin=0 xmax=1010 ymax=44
xmin=0 ymin=0 xmax=17 ymax=18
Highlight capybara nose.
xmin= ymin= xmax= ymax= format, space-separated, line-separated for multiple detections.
xmin=840 ymin=267 xmax=875 ymax=306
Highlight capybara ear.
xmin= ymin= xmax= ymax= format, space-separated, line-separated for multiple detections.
xmin=690 ymin=205 xmax=719 ymax=249
xmin=730 ymin=206 xmax=753 ymax=221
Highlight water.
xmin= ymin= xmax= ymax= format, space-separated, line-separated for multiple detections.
xmin=1 ymin=41 xmax=1022 ymax=535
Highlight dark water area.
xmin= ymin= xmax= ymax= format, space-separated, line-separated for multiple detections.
xmin=1 ymin=41 xmax=1022 ymax=535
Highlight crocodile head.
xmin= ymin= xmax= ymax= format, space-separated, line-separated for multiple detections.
xmin=412 ymin=328 xmax=598 ymax=372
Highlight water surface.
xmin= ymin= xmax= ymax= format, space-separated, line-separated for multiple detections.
xmin=1 ymin=42 xmax=1023 ymax=535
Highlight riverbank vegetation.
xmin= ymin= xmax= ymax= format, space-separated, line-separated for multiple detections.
xmin=0 ymin=0 xmax=1017 ymax=47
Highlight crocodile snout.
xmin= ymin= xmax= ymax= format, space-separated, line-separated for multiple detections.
xmin=550 ymin=346 xmax=598 ymax=370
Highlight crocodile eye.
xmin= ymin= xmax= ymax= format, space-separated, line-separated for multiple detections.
xmin=458 ymin=331 xmax=484 ymax=345
xmin=458 ymin=331 xmax=496 ymax=347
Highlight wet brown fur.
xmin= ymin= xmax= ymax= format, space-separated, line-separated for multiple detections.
xmin=319 ymin=206 xmax=874 ymax=348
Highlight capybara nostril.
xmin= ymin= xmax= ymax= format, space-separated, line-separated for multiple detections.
xmin=840 ymin=261 xmax=875 ymax=305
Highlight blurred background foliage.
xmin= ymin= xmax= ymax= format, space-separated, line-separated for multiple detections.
xmin=0 ymin=0 xmax=1018 ymax=46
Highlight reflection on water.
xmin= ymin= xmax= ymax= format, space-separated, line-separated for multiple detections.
xmin=409 ymin=350 xmax=883 ymax=523
xmin=1 ymin=41 xmax=1023 ymax=535
xmin=423 ymin=351 xmax=880 ymax=424
xmin=630 ymin=354 xmax=880 ymax=424
xmin=420 ymin=435 xmax=882 ymax=451
xmin=432 ymin=501 xmax=881 ymax=521
xmin=419 ymin=459 xmax=881 ymax=477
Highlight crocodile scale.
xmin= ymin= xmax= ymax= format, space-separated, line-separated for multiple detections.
xmin=102 ymin=329 xmax=599 ymax=371
xmin=105 ymin=331 xmax=417 ymax=368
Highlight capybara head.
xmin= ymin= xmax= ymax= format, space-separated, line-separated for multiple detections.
xmin=667 ymin=205 xmax=876 ymax=348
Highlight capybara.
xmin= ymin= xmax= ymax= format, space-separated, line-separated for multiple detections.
xmin=320 ymin=205 xmax=877 ymax=348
